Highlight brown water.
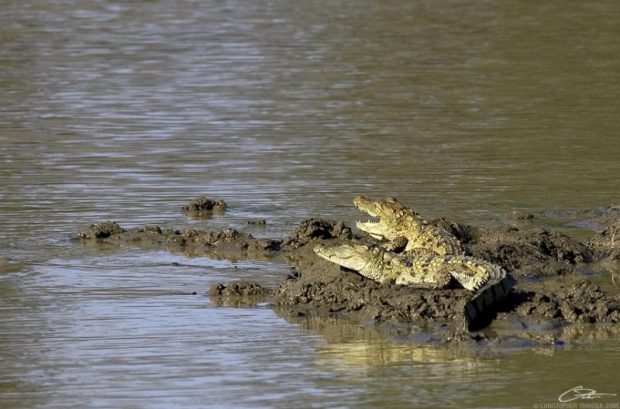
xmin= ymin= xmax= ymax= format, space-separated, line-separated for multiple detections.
xmin=1 ymin=1 xmax=619 ymax=408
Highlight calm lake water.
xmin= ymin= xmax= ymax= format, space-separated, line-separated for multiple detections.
xmin=1 ymin=1 xmax=619 ymax=408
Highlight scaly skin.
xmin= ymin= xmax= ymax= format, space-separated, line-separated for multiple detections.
xmin=353 ymin=196 xmax=464 ymax=256
xmin=314 ymin=243 xmax=451 ymax=288
xmin=314 ymin=243 xmax=505 ymax=292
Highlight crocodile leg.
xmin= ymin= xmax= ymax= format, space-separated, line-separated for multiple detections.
xmin=382 ymin=236 xmax=409 ymax=252
xmin=434 ymin=255 xmax=506 ymax=292
xmin=314 ymin=243 xmax=394 ymax=283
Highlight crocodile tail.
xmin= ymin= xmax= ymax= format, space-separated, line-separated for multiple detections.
xmin=464 ymin=277 xmax=513 ymax=331
xmin=445 ymin=256 xmax=506 ymax=292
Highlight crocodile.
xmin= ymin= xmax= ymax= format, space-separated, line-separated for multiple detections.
xmin=353 ymin=196 xmax=464 ymax=256
xmin=314 ymin=196 xmax=510 ymax=329
xmin=313 ymin=243 xmax=504 ymax=292
xmin=315 ymin=196 xmax=506 ymax=292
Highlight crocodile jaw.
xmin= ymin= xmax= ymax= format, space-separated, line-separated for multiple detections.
xmin=355 ymin=220 xmax=388 ymax=240
xmin=354 ymin=196 xmax=401 ymax=240
xmin=353 ymin=196 xmax=399 ymax=218
xmin=314 ymin=243 xmax=370 ymax=272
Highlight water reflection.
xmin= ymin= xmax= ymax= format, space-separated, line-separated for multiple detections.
xmin=0 ymin=258 xmax=23 ymax=274
xmin=277 ymin=311 xmax=495 ymax=370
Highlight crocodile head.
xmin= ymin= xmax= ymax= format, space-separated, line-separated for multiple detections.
xmin=314 ymin=242 xmax=453 ymax=287
xmin=314 ymin=243 xmax=377 ymax=271
xmin=313 ymin=243 xmax=395 ymax=283
xmin=353 ymin=196 xmax=421 ymax=241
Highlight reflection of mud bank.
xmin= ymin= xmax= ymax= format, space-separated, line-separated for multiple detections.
xmin=74 ymin=199 xmax=619 ymax=346
xmin=274 ymin=311 xmax=494 ymax=371
xmin=276 ymin=311 xmax=620 ymax=371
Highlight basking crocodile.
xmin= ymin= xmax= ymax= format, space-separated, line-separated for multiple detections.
xmin=315 ymin=196 xmax=505 ymax=291
xmin=313 ymin=196 xmax=510 ymax=330
xmin=353 ymin=196 xmax=464 ymax=256
xmin=314 ymin=243 xmax=504 ymax=292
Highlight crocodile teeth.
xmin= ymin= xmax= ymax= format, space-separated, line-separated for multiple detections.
xmin=357 ymin=220 xmax=377 ymax=224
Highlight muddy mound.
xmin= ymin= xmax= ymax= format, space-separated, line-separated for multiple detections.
xmin=434 ymin=219 xmax=592 ymax=278
xmin=212 ymin=263 xmax=618 ymax=343
xmin=274 ymin=259 xmax=471 ymax=325
xmin=283 ymin=218 xmax=353 ymax=248
xmin=211 ymin=254 xmax=512 ymax=333
xmin=76 ymin=221 xmax=126 ymax=239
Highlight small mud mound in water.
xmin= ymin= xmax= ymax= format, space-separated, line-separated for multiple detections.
xmin=76 ymin=221 xmax=125 ymax=239
xmin=181 ymin=196 xmax=227 ymax=218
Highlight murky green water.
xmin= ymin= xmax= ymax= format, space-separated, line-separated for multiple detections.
xmin=1 ymin=1 xmax=618 ymax=408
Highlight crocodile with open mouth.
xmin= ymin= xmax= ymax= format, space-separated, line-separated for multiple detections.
xmin=314 ymin=196 xmax=506 ymax=293
xmin=353 ymin=196 xmax=464 ymax=256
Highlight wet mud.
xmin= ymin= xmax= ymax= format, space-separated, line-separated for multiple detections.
xmin=434 ymin=219 xmax=593 ymax=278
xmin=74 ymin=198 xmax=620 ymax=346
xmin=208 ymin=281 xmax=273 ymax=307
xmin=76 ymin=222 xmax=281 ymax=259
xmin=181 ymin=196 xmax=228 ymax=218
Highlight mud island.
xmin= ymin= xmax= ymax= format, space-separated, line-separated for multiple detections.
xmin=74 ymin=196 xmax=620 ymax=347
